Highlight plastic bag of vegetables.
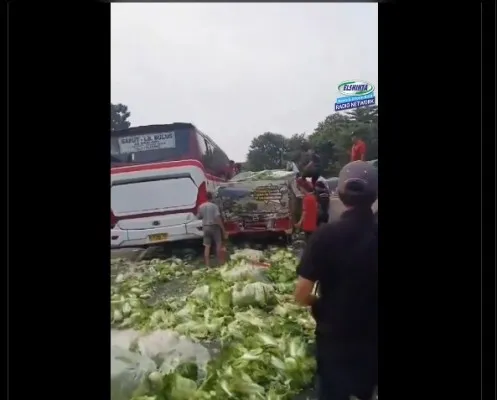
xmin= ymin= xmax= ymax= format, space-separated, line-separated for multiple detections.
xmin=111 ymin=346 xmax=157 ymax=400
xmin=190 ymin=285 xmax=210 ymax=301
xmin=111 ymin=329 xmax=212 ymax=399
xmin=111 ymin=329 xmax=142 ymax=350
xmin=220 ymin=262 xmax=268 ymax=283
xmin=232 ymin=282 xmax=276 ymax=307
xmin=136 ymin=330 xmax=211 ymax=378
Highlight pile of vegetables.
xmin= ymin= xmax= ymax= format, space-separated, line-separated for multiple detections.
xmin=230 ymin=169 xmax=296 ymax=182
xmin=111 ymin=248 xmax=317 ymax=400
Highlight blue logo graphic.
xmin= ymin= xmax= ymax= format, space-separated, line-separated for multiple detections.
xmin=335 ymin=80 xmax=376 ymax=111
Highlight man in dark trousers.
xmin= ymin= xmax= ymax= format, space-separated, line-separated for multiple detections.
xmin=295 ymin=179 xmax=318 ymax=242
xmin=294 ymin=160 xmax=378 ymax=400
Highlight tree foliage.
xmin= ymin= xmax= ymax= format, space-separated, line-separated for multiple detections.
xmin=245 ymin=105 xmax=378 ymax=176
xmin=246 ymin=132 xmax=288 ymax=171
xmin=111 ymin=103 xmax=131 ymax=131
xmin=285 ymin=133 xmax=308 ymax=163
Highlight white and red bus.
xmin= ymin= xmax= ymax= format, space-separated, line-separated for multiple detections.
xmin=111 ymin=123 xmax=231 ymax=248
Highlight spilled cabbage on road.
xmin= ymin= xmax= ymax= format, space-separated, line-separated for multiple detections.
xmin=111 ymin=249 xmax=317 ymax=400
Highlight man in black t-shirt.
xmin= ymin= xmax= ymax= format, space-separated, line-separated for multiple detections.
xmin=300 ymin=143 xmax=322 ymax=187
xmin=294 ymin=160 xmax=378 ymax=400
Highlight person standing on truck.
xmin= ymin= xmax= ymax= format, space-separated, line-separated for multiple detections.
xmin=300 ymin=143 xmax=322 ymax=187
xmin=295 ymin=180 xmax=318 ymax=242
xmin=350 ymin=133 xmax=367 ymax=162
xmin=294 ymin=160 xmax=378 ymax=400
xmin=197 ymin=192 xmax=228 ymax=267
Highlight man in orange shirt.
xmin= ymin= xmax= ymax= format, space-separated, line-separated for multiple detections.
xmin=295 ymin=179 xmax=318 ymax=241
xmin=351 ymin=133 xmax=367 ymax=162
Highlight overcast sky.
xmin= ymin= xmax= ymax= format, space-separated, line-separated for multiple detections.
xmin=111 ymin=3 xmax=377 ymax=161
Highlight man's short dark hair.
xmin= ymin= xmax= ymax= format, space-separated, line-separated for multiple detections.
xmin=206 ymin=191 xmax=214 ymax=201
xmin=338 ymin=179 xmax=376 ymax=207
xmin=339 ymin=191 xmax=376 ymax=208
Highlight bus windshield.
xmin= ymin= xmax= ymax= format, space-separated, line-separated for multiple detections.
xmin=111 ymin=126 xmax=191 ymax=164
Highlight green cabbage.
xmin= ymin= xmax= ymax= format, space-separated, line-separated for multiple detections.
xmin=232 ymin=282 xmax=276 ymax=307
xmin=111 ymin=249 xmax=317 ymax=400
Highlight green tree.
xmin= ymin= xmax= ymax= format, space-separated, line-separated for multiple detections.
xmin=242 ymin=105 xmax=378 ymax=176
xmin=308 ymin=113 xmax=352 ymax=176
xmin=111 ymin=103 xmax=131 ymax=131
xmin=308 ymin=105 xmax=378 ymax=176
xmin=346 ymin=105 xmax=378 ymax=124
xmin=246 ymin=132 xmax=288 ymax=171
xmin=285 ymin=133 xmax=309 ymax=163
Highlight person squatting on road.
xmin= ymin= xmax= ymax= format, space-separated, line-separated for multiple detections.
xmin=295 ymin=179 xmax=318 ymax=243
xmin=197 ymin=192 xmax=228 ymax=267
xmin=294 ymin=160 xmax=378 ymax=400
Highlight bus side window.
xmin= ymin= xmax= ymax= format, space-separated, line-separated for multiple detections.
xmin=204 ymin=140 xmax=215 ymax=173
xmin=197 ymin=132 xmax=207 ymax=159
xmin=212 ymin=146 xmax=230 ymax=177
xmin=200 ymin=132 xmax=229 ymax=178
xmin=197 ymin=132 xmax=213 ymax=172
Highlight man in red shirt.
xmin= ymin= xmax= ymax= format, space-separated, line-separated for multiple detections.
xmin=351 ymin=133 xmax=367 ymax=162
xmin=295 ymin=180 xmax=318 ymax=241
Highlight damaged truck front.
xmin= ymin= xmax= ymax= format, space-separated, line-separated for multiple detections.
xmin=215 ymin=170 xmax=302 ymax=240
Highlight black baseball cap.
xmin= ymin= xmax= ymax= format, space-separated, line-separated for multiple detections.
xmin=338 ymin=160 xmax=378 ymax=201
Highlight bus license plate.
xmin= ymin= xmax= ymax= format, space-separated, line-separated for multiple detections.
xmin=148 ymin=233 xmax=168 ymax=243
